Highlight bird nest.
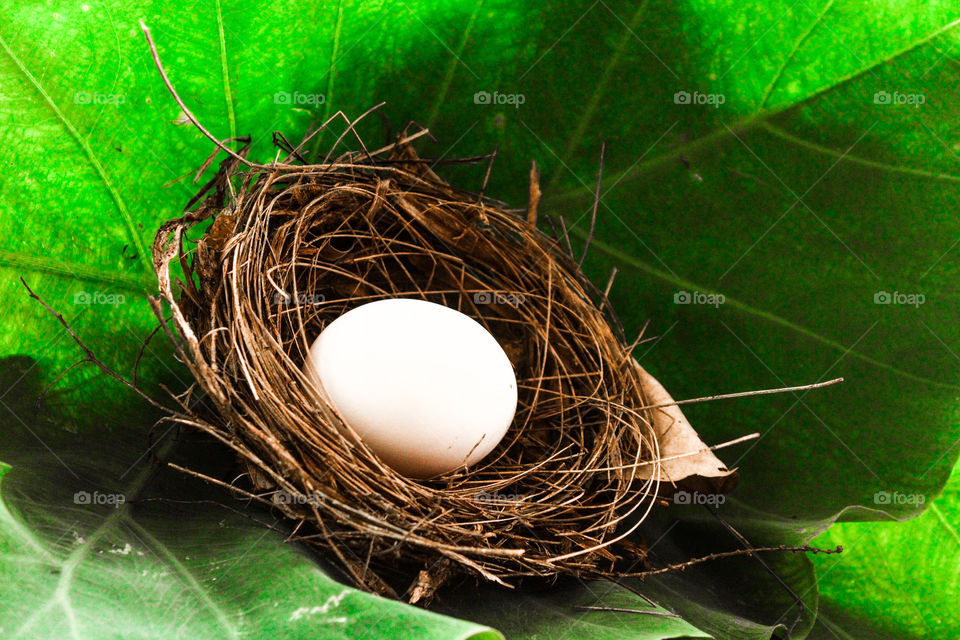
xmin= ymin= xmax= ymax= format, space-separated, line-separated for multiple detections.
xmin=150 ymin=122 xmax=727 ymax=602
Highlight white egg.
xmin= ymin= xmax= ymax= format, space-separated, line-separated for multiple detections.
xmin=302 ymin=298 xmax=518 ymax=479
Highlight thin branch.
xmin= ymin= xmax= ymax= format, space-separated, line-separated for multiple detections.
xmin=132 ymin=324 xmax=164 ymax=388
xmin=598 ymin=575 xmax=660 ymax=607
xmin=558 ymin=215 xmax=575 ymax=259
xmin=479 ymin=145 xmax=498 ymax=198
xmin=600 ymin=266 xmax=618 ymax=312
xmin=623 ymin=543 xmax=842 ymax=578
xmin=708 ymin=506 xmax=809 ymax=638
xmin=21 ymin=278 xmax=170 ymax=412
xmin=639 ymin=377 xmax=844 ymax=411
xmin=140 ymin=21 xmax=271 ymax=171
xmin=527 ymin=160 xmax=541 ymax=227
xmin=578 ymin=141 xmax=605 ymax=268
xmin=553 ymin=432 xmax=759 ymax=473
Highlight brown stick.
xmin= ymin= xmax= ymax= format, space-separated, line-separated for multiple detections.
xmin=639 ymin=377 xmax=844 ymax=411
xmin=527 ymin=160 xmax=541 ymax=227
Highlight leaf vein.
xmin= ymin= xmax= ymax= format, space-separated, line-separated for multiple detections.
xmin=758 ymin=0 xmax=837 ymax=109
xmin=761 ymin=121 xmax=960 ymax=182
xmin=579 ymin=231 xmax=960 ymax=390
xmin=124 ymin=518 xmax=241 ymax=638
xmin=553 ymin=15 xmax=960 ymax=200
xmin=0 ymin=34 xmax=152 ymax=278
xmin=215 ymin=0 xmax=237 ymax=141
xmin=0 ymin=250 xmax=149 ymax=293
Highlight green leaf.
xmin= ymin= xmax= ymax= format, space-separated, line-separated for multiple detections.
xmin=0 ymin=357 xmax=498 ymax=640
xmin=3 ymin=0 xmax=960 ymax=637
xmin=513 ymin=0 xmax=960 ymax=527
xmin=807 ymin=463 xmax=960 ymax=639
xmin=440 ymin=513 xmax=821 ymax=639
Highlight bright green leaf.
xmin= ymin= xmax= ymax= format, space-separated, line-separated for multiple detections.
xmin=808 ymin=463 xmax=960 ymax=639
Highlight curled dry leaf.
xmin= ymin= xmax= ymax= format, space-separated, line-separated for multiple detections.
xmin=633 ymin=361 xmax=739 ymax=498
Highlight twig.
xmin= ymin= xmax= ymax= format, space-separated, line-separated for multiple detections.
xmin=140 ymin=21 xmax=270 ymax=171
xmin=558 ymin=215 xmax=575 ymax=259
xmin=527 ymin=160 xmax=541 ymax=227
xmin=600 ymin=267 xmax=618 ymax=312
xmin=479 ymin=145 xmax=498 ymax=198
xmin=621 ymin=543 xmax=842 ymax=578
xmin=553 ymin=432 xmax=759 ymax=473
xmin=20 ymin=278 xmax=170 ymax=413
xmin=132 ymin=324 xmax=164 ymax=388
xmin=708 ymin=506 xmax=809 ymax=638
xmin=578 ymin=142 xmax=605 ymax=268
xmin=321 ymin=102 xmax=387 ymax=165
xmin=639 ymin=377 xmax=844 ymax=411
xmin=599 ymin=575 xmax=660 ymax=608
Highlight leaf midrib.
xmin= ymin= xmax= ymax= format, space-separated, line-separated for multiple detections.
xmin=552 ymin=14 xmax=960 ymax=202
xmin=8 ymin=437 xmax=241 ymax=640
xmin=546 ymin=14 xmax=960 ymax=393
xmin=0 ymin=250 xmax=149 ymax=294
xmin=215 ymin=0 xmax=237 ymax=142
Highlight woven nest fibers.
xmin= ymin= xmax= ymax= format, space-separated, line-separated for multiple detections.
xmin=151 ymin=129 xmax=662 ymax=601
